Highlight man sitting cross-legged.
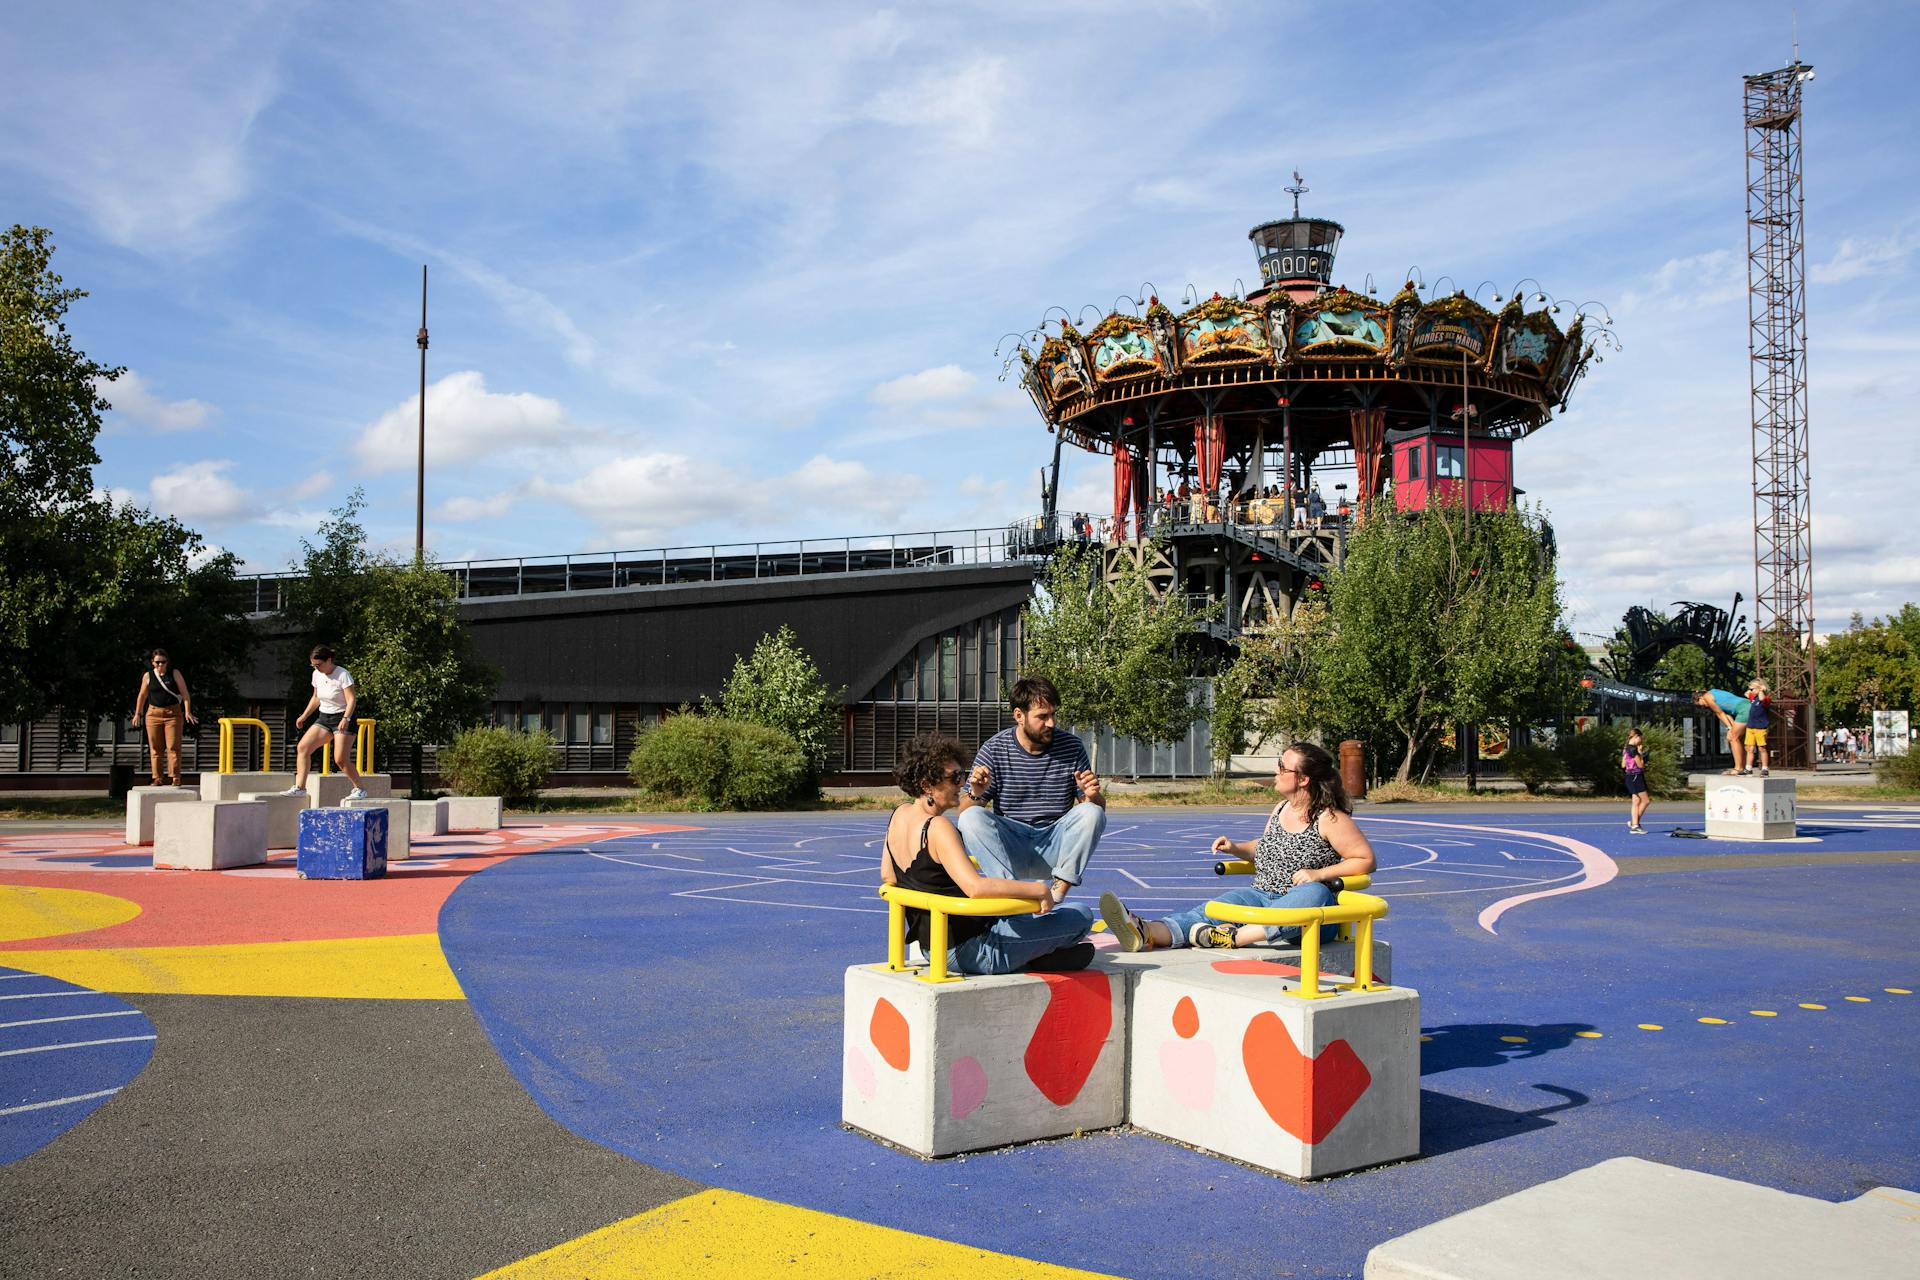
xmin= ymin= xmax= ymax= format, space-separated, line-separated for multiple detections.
xmin=957 ymin=676 xmax=1106 ymax=904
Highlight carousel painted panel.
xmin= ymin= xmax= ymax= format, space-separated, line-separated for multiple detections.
xmin=1177 ymin=297 xmax=1271 ymax=366
xmin=1087 ymin=314 xmax=1168 ymax=383
xmin=1407 ymin=297 xmax=1498 ymax=368
xmin=1497 ymin=307 xmax=1562 ymax=379
xmin=1037 ymin=331 xmax=1091 ymax=403
xmin=1293 ymin=290 xmax=1390 ymax=361
xmin=1545 ymin=317 xmax=1585 ymax=405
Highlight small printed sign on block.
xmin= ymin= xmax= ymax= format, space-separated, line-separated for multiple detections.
xmin=296 ymin=807 xmax=388 ymax=880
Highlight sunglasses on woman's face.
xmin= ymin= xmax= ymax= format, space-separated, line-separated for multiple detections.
xmin=941 ymin=768 xmax=967 ymax=785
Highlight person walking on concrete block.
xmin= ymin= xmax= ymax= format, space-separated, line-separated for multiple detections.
xmin=957 ymin=676 xmax=1106 ymax=906
xmin=133 ymin=648 xmax=196 ymax=787
xmin=282 ymin=645 xmax=368 ymax=802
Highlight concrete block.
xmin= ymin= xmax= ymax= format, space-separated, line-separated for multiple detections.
xmin=125 ymin=786 xmax=199 ymax=845
xmin=443 ymin=795 xmax=503 ymax=831
xmin=1704 ymin=775 xmax=1797 ymax=839
xmin=1098 ymin=938 xmax=1391 ymax=984
xmin=295 ymin=807 xmax=388 ymax=880
xmin=1364 ymin=1157 xmax=1920 ymax=1280
xmin=342 ymin=797 xmax=412 ymax=860
xmin=241 ymin=791 xmax=310 ymax=849
xmin=842 ymin=962 xmax=1128 ymax=1157
xmin=304 ymin=773 xmax=393 ymax=808
xmin=200 ymin=772 xmax=294 ymax=803
xmin=1128 ymin=962 xmax=1419 ymax=1179
xmin=410 ymin=798 xmax=449 ymax=836
xmin=153 ymin=801 xmax=269 ymax=871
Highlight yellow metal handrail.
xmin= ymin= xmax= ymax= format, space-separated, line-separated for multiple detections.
xmin=319 ymin=719 xmax=376 ymax=776
xmin=1209 ymin=861 xmax=1387 ymax=1000
xmin=876 ymin=883 xmax=1035 ymax=985
xmin=216 ymin=717 xmax=272 ymax=774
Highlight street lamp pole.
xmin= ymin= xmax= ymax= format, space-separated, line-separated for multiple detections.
xmin=415 ymin=265 xmax=429 ymax=563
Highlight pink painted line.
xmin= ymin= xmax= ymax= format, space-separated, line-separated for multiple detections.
xmin=1360 ymin=816 xmax=1618 ymax=935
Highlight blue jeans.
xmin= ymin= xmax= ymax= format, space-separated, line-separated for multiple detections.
xmin=1158 ymin=882 xmax=1337 ymax=947
xmin=956 ymin=802 xmax=1106 ymax=888
xmin=949 ymin=905 xmax=1097 ymax=975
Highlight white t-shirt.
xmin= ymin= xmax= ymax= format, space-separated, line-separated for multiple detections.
xmin=312 ymin=665 xmax=356 ymax=714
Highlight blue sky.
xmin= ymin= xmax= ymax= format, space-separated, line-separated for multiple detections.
xmin=7 ymin=0 xmax=1916 ymax=640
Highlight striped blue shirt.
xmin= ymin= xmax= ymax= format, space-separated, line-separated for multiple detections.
xmin=971 ymin=727 xmax=1090 ymax=824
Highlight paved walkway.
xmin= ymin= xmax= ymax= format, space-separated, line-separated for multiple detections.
xmin=1 ymin=803 xmax=1915 ymax=1277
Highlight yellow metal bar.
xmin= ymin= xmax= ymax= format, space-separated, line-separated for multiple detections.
xmin=1297 ymin=912 xmax=1327 ymax=999
xmin=356 ymin=719 xmax=377 ymax=774
xmin=927 ymin=911 xmax=952 ymax=984
xmin=1214 ymin=859 xmax=1256 ymax=876
xmin=1346 ymin=916 xmax=1381 ymax=991
xmin=215 ymin=718 xmax=271 ymax=775
xmin=1205 ymin=886 xmax=1389 ymax=1001
xmin=886 ymin=899 xmax=907 ymax=972
xmin=320 ymin=741 xmax=332 ymax=775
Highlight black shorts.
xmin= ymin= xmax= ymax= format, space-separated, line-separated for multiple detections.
xmin=1624 ymin=773 xmax=1648 ymax=796
xmin=316 ymin=711 xmax=354 ymax=734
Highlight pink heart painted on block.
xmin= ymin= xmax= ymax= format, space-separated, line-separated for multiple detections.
xmin=949 ymin=1055 xmax=988 ymax=1119
xmin=1158 ymin=1037 xmax=1216 ymax=1112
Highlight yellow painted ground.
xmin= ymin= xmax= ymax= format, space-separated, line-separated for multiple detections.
xmin=476 ymin=1189 xmax=1119 ymax=1279
xmin=0 ymin=884 xmax=141 ymax=942
xmin=0 ymin=932 xmax=463 ymax=999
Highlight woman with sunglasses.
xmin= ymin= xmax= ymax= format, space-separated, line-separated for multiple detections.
xmin=1101 ymin=741 xmax=1375 ymax=952
xmin=132 ymin=648 xmax=197 ymax=787
xmin=880 ymin=732 xmax=1106 ymax=974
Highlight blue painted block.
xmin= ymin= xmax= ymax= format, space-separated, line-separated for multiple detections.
xmin=295 ymin=807 xmax=388 ymax=880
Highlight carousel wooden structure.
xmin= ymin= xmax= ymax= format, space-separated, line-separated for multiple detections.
xmin=1004 ymin=184 xmax=1606 ymax=645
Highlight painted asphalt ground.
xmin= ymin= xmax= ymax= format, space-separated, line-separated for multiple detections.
xmin=441 ymin=804 xmax=1920 ymax=1279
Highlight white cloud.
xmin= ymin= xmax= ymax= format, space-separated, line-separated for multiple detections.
xmin=871 ymin=365 xmax=978 ymax=406
xmin=148 ymin=460 xmax=254 ymax=526
xmin=437 ymin=491 xmax=520 ymax=522
xmin=355 ymin=371 xmax=571 ymax=472
xmin=97 ymin=370 xmax=215 ymax=432
xmin=286 ymin=470 xmax=335 ymax=502
xmin=1811 ymin=229 xmax=1919 ymax=286
xmin=861 ymin=57 xmax=1011 ymax=147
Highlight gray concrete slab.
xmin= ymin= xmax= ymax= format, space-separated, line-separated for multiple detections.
xmin=1364 ymin=1156 xmax=1920 ymax=1280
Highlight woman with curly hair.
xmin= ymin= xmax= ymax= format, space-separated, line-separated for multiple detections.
xmin=1100 ymin=741 xmax=1376 ymax=952
xmin=881 ymin=732 xmax=1108 ymax=974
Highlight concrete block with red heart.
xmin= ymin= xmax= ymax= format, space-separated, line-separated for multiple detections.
xmin=1128 ymin=959 xmax=1420 ymax=1178
xmin=841 ymin=963 xmax=1127 ymax=1157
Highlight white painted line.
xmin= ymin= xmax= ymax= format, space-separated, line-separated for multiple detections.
xmin=0 ymin=1010 xmax=143 ymax=1031
xmin=0 ymin=1087 xmax=121 ymax=1117
xmin=1115 ymin=868 xmax=1152 ymax=889
xmin=0 ymin=973 xmax=49 ymax=981
xmin=0 ymin=1034 xmax=157 ymax=1057
xmin=1498 ymin=851 xmax=1516 ymax=860
xmin=0 ymin=990 xmax=105 ymax=1002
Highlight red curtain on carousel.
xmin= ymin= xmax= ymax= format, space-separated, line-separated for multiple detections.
xmin=1349 ymin=407 xmax=1387 ymax=519
xmin=1194 ymin=414 xmax=1226 ymax=495
xmin=1111 ymin=439 xmax=1133 ymax=540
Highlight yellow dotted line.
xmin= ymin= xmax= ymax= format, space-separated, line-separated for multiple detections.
xmin=1417 ymin=987 xmax=1908 ymax=1045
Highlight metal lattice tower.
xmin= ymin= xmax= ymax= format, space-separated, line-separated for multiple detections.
xmin=1744 ymin=61 xmax=1816 ymax=766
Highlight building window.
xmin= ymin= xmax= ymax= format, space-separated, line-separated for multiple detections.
xmin=1407 ymin=446 xmax=1424 ymax=481
xmin=592 ymin=708 xmax=613 ymax=745
xmin=1435 ymin=445 xmax=1464 ymax=479
xmin=0 ymin=723 xmax=18 ymax=744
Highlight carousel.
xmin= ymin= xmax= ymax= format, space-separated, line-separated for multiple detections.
xmin=1001 ymin=179 xmax=1613 ymax=642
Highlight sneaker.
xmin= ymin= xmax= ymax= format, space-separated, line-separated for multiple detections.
xmin=1758 ymin=768 xmax=1770 ymax=777
xmin=279 ymin=785 xmax=306 ymax=796
xmin=1188 ymin=921 xmax=1238 ymax=950
xmin=1629 ymin=825 xmax=1648 ymax=835
xmin=345 ymin=788 xmax=369 ymax=801
xmin=1098 ymin=891 xmax=1149 ymax=953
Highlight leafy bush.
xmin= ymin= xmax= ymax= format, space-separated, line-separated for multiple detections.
xmin=718 ymin=626 xmax=844 ymax=782
xmin=628 ymin=715 xmax=811 ymax=810
xmin=1557 ymin=723 xmax=1683 ymax=796
xmin=1876 ymin=748 xmax=1920 ymax=790
xmin=1503 ymin=743 xmax=1565 ymax=794
xmin=438 ymin=725 xmax=554 ymax=804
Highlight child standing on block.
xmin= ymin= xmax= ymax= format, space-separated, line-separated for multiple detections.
xmin=1623 ymin=728 xmax=1650 ymax=834
xmin=1744 ymin=679 xmax=1773 ymax=777
xmin=282 ymin=646 xmax=368 ymax=800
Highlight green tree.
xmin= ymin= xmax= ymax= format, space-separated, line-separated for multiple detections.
xmin=1208 ymin=600 xmax=1330 ymax=775
xmin=1021 ymin=539 xmax=1207 ymax=768
xmin=274 ymin=490 xmax=379 ymax=704
xmin=354 ymin=559 xmax=498 ymax=795
xmin=1315 ymin=500 xmax=1578 ymax=782
xmin=1 ymin=225 xmax=250 ymax=737
xmin=1816 ymin=608 xmax=1920 ymax=726
xmin=717 ymin=624 xmax=844 ymax=784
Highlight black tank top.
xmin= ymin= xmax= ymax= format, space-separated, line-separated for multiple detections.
xmin=145 ymin=670 xmax=183 ymax=708
xmin=888 ymin=816 xmax=992 ymax=953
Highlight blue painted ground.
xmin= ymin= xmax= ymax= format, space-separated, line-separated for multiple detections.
xmin=0 ymin=968 xmax=157 ymax=1164
xmin=439 ymin=805 xmax=1920 ymax=1279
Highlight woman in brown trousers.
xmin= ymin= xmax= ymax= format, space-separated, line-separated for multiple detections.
xmin=133 ymin=649 xmax=197 ymax=787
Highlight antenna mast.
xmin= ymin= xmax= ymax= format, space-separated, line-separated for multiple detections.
xmin=1743 ymin=57 xmax=1816 ymax=766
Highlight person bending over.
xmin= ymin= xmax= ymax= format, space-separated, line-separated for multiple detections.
xmin=881 ymin=732 xmax=1110 ymax=975
xmin=1695 ymin=689 xmax=1752 ymax=775
xmin=282 ymin=646 xmax=369 ymax=800
xmin=958 ymin=676 xmax=1106 ymax=905
xmin=1100 ymin=742 xmax=1375 ymax=952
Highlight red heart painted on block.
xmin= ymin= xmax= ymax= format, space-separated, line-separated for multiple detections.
xmin=1241 ymin=1011 xmax=1371 ymax=1143
xmin=1024 ymin=972 xmax=1112 ymax=1107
